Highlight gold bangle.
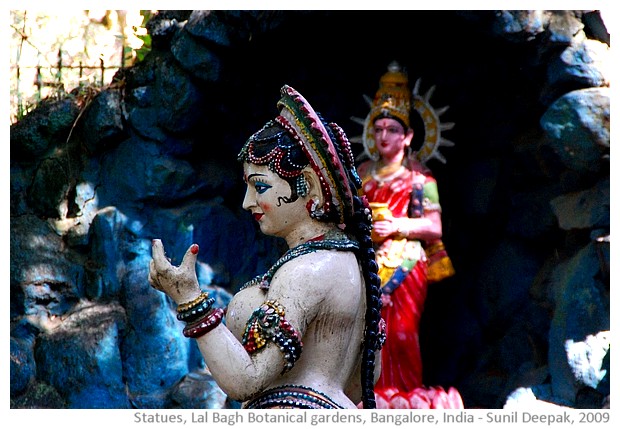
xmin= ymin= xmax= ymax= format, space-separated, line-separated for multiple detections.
xmin=176 ymin=291 xmax=210 ymax=313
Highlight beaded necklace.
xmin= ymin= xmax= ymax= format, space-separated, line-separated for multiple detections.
xmin=241 ymin=231 xmax=359 ymax=291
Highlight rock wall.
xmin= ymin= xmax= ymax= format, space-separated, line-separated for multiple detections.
xmin=10 ymin=10 xmax=610 ymax=409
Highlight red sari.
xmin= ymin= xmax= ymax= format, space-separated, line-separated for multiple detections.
xmin=359 ymin=160 xmax=463 ymax=409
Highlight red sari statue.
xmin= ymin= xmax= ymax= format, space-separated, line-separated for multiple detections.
xmin=355 ymin=62 xmax=462 ymax=409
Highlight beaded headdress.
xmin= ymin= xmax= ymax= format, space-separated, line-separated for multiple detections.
xmin=241 ymin=85 xmax=358 ymax=225
xmin=278 ymin=85 xmax=358 ymax=224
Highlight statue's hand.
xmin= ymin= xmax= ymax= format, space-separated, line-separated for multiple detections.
xmin=373 ymin=219 xmax=398 ymax=239
xmin=148 ymin=239 xmax=202 ymax=305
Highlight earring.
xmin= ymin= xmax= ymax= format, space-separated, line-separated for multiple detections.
xmin=306 ymin=199 xmax=323 ymax=219
xmin=296 ymin=175 xmax=308 ymax=197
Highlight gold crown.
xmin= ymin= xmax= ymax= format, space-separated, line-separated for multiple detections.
xmin=369 ymin=61 xmax=411 ymax=129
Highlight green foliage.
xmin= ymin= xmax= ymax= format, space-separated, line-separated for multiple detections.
xmin=134 ymin=10 xmax=153 ymax=64
xmin=135 ymin=34 xmax=152 ymax=63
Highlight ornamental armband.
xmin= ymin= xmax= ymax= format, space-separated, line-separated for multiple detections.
xmin=241 ymin=300 xmax=303 ymax=374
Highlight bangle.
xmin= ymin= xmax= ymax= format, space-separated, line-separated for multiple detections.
xmin=176 ymin=291 xmax=211 ymax=313
xmin=183 ymin=308 xmax=225 ymax=338
xmin=177 ymin=296 xmax=215 ymax=323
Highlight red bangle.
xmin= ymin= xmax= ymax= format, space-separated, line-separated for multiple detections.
xmin=183 ymin=307 xmax=224 ymax=338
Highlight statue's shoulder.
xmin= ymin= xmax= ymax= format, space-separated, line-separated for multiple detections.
xmin=275 ymin=250 xmax=357 ymax=293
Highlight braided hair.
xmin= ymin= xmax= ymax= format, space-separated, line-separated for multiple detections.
xmin=324 ymin=119 xmax=383 ymax=409
xmin=238 ymin=118 xmax=383 ymax=408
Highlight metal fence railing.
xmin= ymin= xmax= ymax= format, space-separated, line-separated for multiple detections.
xmin=10 ymin=47 xmax=123 ymax=124
xmin=9 ymin=10 xmax=153 ymax=125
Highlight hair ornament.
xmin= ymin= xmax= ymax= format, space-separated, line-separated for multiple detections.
xmin=276 ymin=85 xmax=355 ymax=224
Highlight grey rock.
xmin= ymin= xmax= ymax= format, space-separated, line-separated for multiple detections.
xmin=127 ymin=106 xmax=168 ymax=142
xmin=154 ymin=56 xmax=204 ymax=134
xmin=548 ymin=242 xmax=609 ymax=403
xmin=10 ymin=215 xmax=84 ymax=316
xmin=121 ymin=254 xmax=190 ymax=408
xmin=170 ymin=29 xmax=222 ymax=83
xmin=26 ymin=157 xmax=71 ymax=219
xmin=81 ymin=89 xmax=126 ymax=154
xmin=86 ymin=207 xmax=129 ymax=299
xmin=550 ymin=178 xmax=609 ymax=230
xmin=10 ymin=97 xmax=80 ymax=159
xmin=10 ymin=321 xmax=38 ymax=396
xmin=540 ymin=88 xmax=610 ymax=173
xmin=169 ymin=370 xmax=229 ymax=409
xmin=546 ymin=11 xmax=585 ymax=45
xmin=184 ymin=11 xmax=246 ymax=47
xmin=34 ymin=302 xmax=130 ymax=408
xmin=98 ymin=137 xmax=201 ymax=206
xmin=564 ymin=331 xmax=610 ymax=391
xmin=548 ymin=39 xmax=610 ymax=89
xmin=492 ymin=10 xmax=548 ymax=42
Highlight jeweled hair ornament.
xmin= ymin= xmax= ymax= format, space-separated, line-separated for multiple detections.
xmin=275 ymin=85 xmax=355 ymax=224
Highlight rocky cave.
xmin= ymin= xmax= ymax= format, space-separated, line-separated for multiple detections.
xmin=10 ymin=10 xmax=610 ymax=409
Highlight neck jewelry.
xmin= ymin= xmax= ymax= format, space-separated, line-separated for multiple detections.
xmin=241 ymin=233 xmax=359 ymax=291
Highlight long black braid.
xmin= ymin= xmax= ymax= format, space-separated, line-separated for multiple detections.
xmin=324 ymin=120 xmax=383 ymax=409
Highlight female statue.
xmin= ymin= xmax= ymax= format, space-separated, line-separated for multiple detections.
xmin=356 ymin=62 xmax=461 ymax=408
xmin=149 ymin=85 xmax=383 ymax=409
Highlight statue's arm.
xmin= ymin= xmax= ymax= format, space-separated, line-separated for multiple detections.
xmin=199 ymin=258 xmax=326 ymax=400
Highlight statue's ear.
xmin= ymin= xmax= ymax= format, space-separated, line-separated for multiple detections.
xmin=404 ymin=128 xmax=414 ymax=148
xmin=303 ymin=167 xmax=324 ymax=207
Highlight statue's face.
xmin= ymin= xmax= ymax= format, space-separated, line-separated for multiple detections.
xmin=242 ymin=163 xmax=307 ymax=238
xmin=373 ymin=117 xmax=410 ymax=160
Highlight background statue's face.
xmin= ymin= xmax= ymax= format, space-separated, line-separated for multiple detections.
xmin=373 ymin=117 xmax=411 ymax=161
xmin=242 ymin=163 xmax=308 ymax=238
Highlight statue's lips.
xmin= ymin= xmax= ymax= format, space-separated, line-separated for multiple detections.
xmin=253 ymin=213 xmax=264 ymax=221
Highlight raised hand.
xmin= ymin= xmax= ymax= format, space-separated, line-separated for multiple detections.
xmin=148 ymin=239 xmax=202 ymax=305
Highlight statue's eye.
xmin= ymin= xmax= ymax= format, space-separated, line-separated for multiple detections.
xmin=255 ymin=181 xmax=271 ymax=195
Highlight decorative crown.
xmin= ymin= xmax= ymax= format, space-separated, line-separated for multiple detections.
xmin=352 ymin=61 xmax=456 ymax=165
xmin=360 ymin=62 xmax=412 ymax=161
xmin=368 ymin=61 xmax=412 ymax=129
